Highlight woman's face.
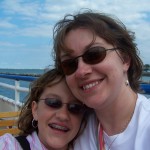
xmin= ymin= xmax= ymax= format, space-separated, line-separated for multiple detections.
xmin=32 ymin=79 xmax=84 ymax=150
xmin=61 ymin=28 xmax=130 ymax=110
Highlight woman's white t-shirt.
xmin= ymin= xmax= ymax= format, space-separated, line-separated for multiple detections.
xmin=74 ymin=94 xmax=150 ymax=150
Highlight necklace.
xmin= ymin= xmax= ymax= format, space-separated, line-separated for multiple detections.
xmin=104 ymin=131 xmax=120 ymax=150
xmin=99 ymin=124 xmax=120 ymax=150
xmin=99 ymin=93 xmax=137 ymax=150
xmin=107 ymin=136 xmax=119 ymax=150
xmin=99 ymin=112 xmax=133 ymax=150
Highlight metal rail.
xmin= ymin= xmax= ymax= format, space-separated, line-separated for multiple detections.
xmin=0 ymin=74 xmax=38 ymax=104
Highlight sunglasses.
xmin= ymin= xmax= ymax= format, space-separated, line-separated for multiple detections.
xmin=39 ymin=98 xmax=85 ymax=115
xmin=61 ymin=46 xmax=118 ymax=75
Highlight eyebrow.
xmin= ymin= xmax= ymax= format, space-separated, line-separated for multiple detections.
xmin=42 ymin=93 xmax=60 ymax=99
xmin=60 ymin=49 xmax=76 ymax=60
xmin=60 ymin=53 xmax=71 ymax=61
xmin=60 ymin=42 xmax=100 ymax=60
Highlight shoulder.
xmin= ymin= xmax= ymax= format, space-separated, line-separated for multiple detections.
xmin=81 ymin=112 xmax=97 ymax=135
xmin=26 ymin=131 xmax=45 ymax=149
xmin=137 ymin=94 xmax=150 ymax=110
xmin=0 ymin=133 xmax=22 ymax=149
xmin=74 ymin=113 xmax=98 ymax=150
xmin=0 ymin=133 xmax=15 ymax=142
xmin=135 ymin=94 xmax=150 ymax=126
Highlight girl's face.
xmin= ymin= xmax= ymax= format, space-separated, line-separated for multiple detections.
xmin=61 ymin=28 xmax=130 ymax=110
xmin=32 ymin=79 xmax=84 ymax=150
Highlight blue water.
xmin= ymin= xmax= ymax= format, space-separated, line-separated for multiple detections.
xmin=141 ymin=76 xmax=150 ymax=82
xmin=0 ymin=69 xmax=150 ymax=102
xmin=0 ymin=68 xmax=44 ymax=75
xmin=0 ymin=69 xmax=45 ymax=102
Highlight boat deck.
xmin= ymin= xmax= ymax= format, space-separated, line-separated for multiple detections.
xmin=0 ymin=96 xmax=22 ymax=112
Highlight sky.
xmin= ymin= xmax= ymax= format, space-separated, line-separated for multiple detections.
xmin=0 ymin=0 xmax=150 ymax=69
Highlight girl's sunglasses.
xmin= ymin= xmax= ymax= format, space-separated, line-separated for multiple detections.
xmin=61 ymin=46 xmax=118 ymax=75
xmin=39 ymin=98 xmax=86 ymax=115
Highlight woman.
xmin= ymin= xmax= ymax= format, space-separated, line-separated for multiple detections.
xmin=53 ymin=10 xmax=150 ymax=150
xmin=0 ymin=69 xmax=88 ymax=150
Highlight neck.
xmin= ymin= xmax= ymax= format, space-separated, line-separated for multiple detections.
xmin=96 ymin=90 xmax=137 ymax=136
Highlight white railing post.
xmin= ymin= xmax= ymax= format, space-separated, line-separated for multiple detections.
xmin=0 ymin=74 xmax=36 ymax=111
xmin=0 ymin=81 xmax=29 ymax=111
xmin=15 ymin=80 xmax=20 ymax=104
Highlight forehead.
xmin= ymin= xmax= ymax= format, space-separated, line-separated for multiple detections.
xmin=64 ymin=28 xmax=94 ymax=50
xmin=60 ymin=28 xmax=112 ymax=58
xmin=60 ymin=28 xmax=94 ymax=59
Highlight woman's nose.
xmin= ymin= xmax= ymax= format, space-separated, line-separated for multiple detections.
xmin=75 ymin=57 xmax=92 ymax=78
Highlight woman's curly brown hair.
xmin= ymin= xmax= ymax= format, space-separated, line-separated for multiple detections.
xmin=53 ymin=9 xmax=143 ymax=92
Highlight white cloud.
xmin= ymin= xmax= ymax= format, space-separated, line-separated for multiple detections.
xmin=1 ymin=0 xmax=40 ymax=17
xmin=0 ymin=19 xmax=16 ymax=28
xmin=0 ymin=0 xmax=150 ymax=68
xmin=17 ymin=24 xmax=53 ymax=37
xmin=0 ymin=41 xmax=25 ymax=48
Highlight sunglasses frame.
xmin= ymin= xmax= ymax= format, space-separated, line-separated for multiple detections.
xmin=61 ymin=46 xmax=119 ymax=75
xmin=39 ymin=98 xmax=85 ymax=115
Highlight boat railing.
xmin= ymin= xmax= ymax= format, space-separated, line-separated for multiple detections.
xmin=0 ymin=74 xmax=38 ymax=111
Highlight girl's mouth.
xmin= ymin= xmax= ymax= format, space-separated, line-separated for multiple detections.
xmin=49 ymin=123 xmax=69 ymax=132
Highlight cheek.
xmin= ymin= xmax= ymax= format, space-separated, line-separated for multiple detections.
xmin=100 ymin=57 xmax=123 ymax=74
xmin=104 ymin=62 xmax=125 ymax=87
xmin=66 ymin=76 xmax=76 ymax=92
xmin=71 ymin=116 xmax=83 ymax=132
xmin=66 ymin=76 xmax=74 ymax=86
xmin=66 ymin=77 xmax=79 ymax=98
xmin=36 ymin=106 xmax=53 ymax=122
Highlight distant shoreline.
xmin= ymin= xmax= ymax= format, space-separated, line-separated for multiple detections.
xmin=0 ymin=72 xmax=41 ymax=77
xmin=0 ymin=70 xmax=150 ymax=77
xmin=142 ymin=72 xmax=150 ymax=77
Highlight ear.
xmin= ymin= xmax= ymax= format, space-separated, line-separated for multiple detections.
xmin=32 ymin=101 xmax=38 ymax=121
xmin=123 ymin=55 xmax=131 ymax=72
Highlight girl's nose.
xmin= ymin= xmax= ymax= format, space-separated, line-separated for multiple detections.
xmin=75 ymin=57 xmax=92 ymax=79
xmin=55 ymin=105 xmax=70 ymax=121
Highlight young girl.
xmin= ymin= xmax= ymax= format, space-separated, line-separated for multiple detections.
xmin=0 ymin=69 xmax=89 ymax=150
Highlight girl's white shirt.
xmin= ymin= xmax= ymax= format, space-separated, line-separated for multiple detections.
xmin=74 ymin=94 xmax=150 ymax=150
xmin=0 ymin=131 xmax=47 ymax=150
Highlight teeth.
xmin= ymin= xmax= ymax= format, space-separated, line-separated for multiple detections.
xmin=83 ymin=81 xmax=99 ymax=90
xmin=50 ymin=124 xmax=69 ymax=132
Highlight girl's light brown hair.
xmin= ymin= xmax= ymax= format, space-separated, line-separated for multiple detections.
xmin=17 ymin=68 xmax=90 ymax=148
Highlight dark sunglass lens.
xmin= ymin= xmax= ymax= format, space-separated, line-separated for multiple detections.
xmin=68 ymin=104 xmax=84 ymax=114
xmin=61 ymin=59 xmax=78 ymax=75
xmin=45 ymin=98 xmax=62 ymax=108
xmin=83 ymin=47 xmax=106 ymax=64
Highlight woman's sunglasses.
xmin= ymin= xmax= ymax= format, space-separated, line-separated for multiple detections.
xmin=61 ymin=46 xmax=118 ymax=75
xmin=39 ymin=98 xmax=86 ymax=115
